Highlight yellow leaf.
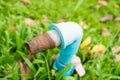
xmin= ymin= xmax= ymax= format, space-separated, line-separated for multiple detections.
xmin=115 ymin=4 xmax=120 ymax=9
xmin=79 ymin=21 xmax=89 ymax=29
xmin=80 ymin=37 xmax=91 ymax=49
xmin=91 ymin=44 xmax=105 ymax=56
xmin=96 ymin=4 xmax=102 ymax=9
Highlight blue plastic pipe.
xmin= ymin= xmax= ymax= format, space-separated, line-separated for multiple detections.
xmin=50 ymin=22 xmax=83 ymax=76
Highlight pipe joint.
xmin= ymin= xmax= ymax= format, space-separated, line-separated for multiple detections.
xmin=50 ymin=22 xmax=84 ymax=76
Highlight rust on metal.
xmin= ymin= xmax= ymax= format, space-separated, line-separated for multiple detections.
xmin=19 ymin=32 xmax=56 ymax=79
xmin=26 ymin=32 xmax=56 ymax=55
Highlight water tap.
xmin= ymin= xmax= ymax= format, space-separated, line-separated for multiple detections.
xmin=26 ymin=22 xmax=85 ymax=77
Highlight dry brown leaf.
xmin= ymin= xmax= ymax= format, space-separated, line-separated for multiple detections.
xmin=114 ymin=16 xmax=120 ymax=21
xmin=100 ymin=14 xmax=113 ymax=22
xmin=98 ymin=0 xmax=108 ymax=6
xmin=102 ymin=27 xmax=111 ymax=36
xmin=52 ymin=54 xmax=58 ymax=61
xmin=112 ymin=45 xmax=120 ymax=54
xmin=42 ymin=15 xmax=49 ymax=23
xmin=58 ymin=18 xmax=66 ymax=22
xmin=115 ymin=54 xmax=120 ymax=61
xmin=25 ymin=18 xmax=36 ymax=26
xmin=9 ymin=26 xmax=16 ymax=31
xmin=79 ymin=21 xmax=89 ymax=29
xmin=18 ymin=60 xmax=30 ymax=80
xmin=91 ymin=44 xmax=106 ymax=56
xmin=80 ymin=37 xmax=91 ymax=49
xmin=96 ymin=0 xmax=108 ymax=9
xmin=21 ymin=0 xmax=30 ymax=5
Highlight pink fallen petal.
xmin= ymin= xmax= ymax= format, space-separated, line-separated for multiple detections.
xmin=71 ymin=55 xmax=81 ymax=64
xmin=71 ymin=55 xmax=85 ymax=77
xmin=76 ymin=63 xmax=86 ymax=77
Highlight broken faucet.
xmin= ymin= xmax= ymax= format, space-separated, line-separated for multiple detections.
xmin=26 ymin=22 xmax=85 ymax=77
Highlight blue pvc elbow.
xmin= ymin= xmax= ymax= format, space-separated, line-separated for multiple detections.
xmin=50 ymin=22 xmax=83 ymax=76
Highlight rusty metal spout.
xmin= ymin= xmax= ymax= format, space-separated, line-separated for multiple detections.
xmin=26 ymin=33 xmax=55 ymax=55
xmin=26 ymin=30 xmax=61 ymax=55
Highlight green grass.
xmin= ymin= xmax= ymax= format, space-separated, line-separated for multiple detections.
xmin=0 ymin=0 xmax=120 ymax=80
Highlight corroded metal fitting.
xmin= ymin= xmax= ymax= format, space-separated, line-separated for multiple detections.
xmin=26 ymin=30 xmax=61 ymax=55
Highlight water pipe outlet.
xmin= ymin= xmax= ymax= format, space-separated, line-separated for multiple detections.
xmin=26 ymin=22 xmax=85 ymax=77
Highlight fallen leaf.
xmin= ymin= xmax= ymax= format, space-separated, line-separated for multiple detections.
xmin=115 ymin=4 xmax=120 ymax=8
xmin=52 ymin=54 xmax=58 ymax=61
xmin=101 ymin=27 xmax=111 ymax=36
xmin=42 ymin=15 xmax=49 ymax=23
xmin=80 ymin=37 xmax=91 ymax=49
xmin=96 ymin=4 xmax=102 ymax=9
xmin=21 ymin=0 xmax=30 ymax=5
xmin=96 ymin=0 xmax=108 ymax=9
xmin=100 ymin=14 xmax=113 ymax=22
xmin=79 ymin=21 xmax=89 ymax=29
xmin=112 ymin=45 xmax=120 ymax=54
xmin=18 ymin=60 xmax=30 ymax=74
xmin=58 ymin=18 xmax=66 ymax=22
xmin=115 ymin=54 xmax=120 ymax=61
xmin=84 ymin=47 xmax=91 ymax=54
xmin=25 ymin=18 xmax=36 ymax=26
xmin=98 ymin=0 xmax=108 ymax=6
xmin=114 ymin=16 xmax=120 ymax=21
xmin=28 ymin=53 xmax=34 ymax=60
xmin=18 ymin=60 xmax=30 ymax=80
xmin=91 ymin=44 xmax=106 ymax=56
xmin=9 ymin=26 xmax=16 ymax=31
